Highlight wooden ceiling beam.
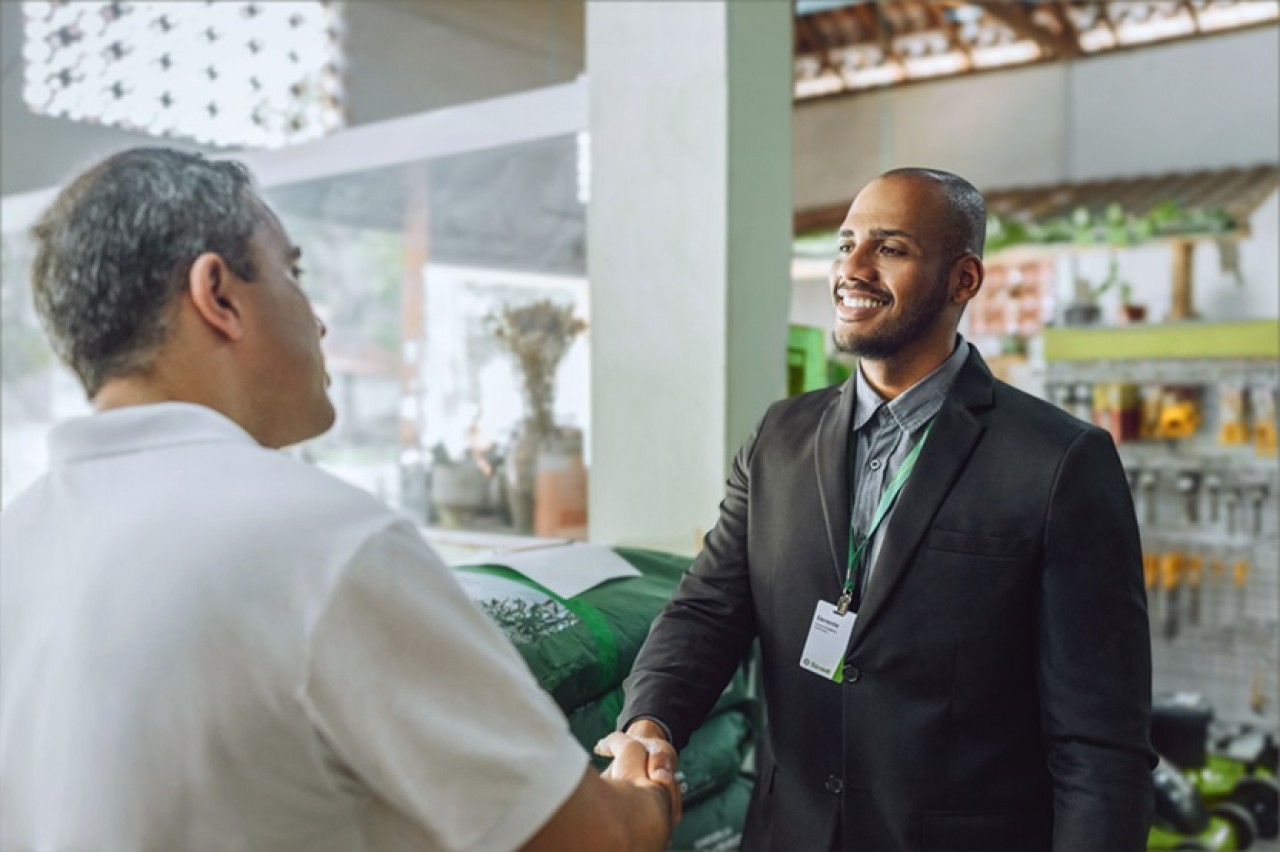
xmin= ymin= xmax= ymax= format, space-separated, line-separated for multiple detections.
xmin=1179 ymin=0 xmax=1202 ymax=33
xmin=928 ymin=3 xmax=972 ymax=59
xmin=972 ymin=1 xmax=1082 ymax=58
xmin=828 ymin=5 xmax=864 ymax=45
xmin=1095 ymin=2 xmax=1118 ymax=39
xmin=858 ymin=3 xmax=904 ymax=63
xmin=849 ymin=3 xmax=880 ymax=42
xmin=795 ymin=13 xmax=824 ymax=58
xmin=1050 ymin=2 xmax=1079 ymax=45
xmin=796 ymin=12 xmax=842 ymax=74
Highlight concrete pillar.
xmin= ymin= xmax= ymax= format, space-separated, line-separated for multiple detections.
xmin=587 ymin=0 xmax=792 ymax=551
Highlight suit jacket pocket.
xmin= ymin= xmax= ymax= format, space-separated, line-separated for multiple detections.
xmin=925 ymin=528 xmax=1031 ymax=559
xmin=922 ymin=811 xmax=1047 ymax=852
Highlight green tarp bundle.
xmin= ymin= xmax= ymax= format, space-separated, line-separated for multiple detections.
xmin=455 ymin=547 xmax=690 ymax=711
xmin=567 ymin=666 xmax=752 ymax=750
xmin=571 ymin=670 xmax=753 ymax=813
xmin=670 ymin=710 xmax=753 ymax=810
xmin=670 ymin=774 xmax=754 ymax=852
xmin=455 ymin=546 xmax=757 ymax=848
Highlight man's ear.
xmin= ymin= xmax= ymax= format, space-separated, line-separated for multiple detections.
xmin=187 ymin=252 xmax=245 ymax=342
xmin=950 ymin=255 xmax=984 ymax=306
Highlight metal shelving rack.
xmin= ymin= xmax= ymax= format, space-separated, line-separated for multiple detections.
xmin=1045 ymin=320 xmax=1280 ymax=731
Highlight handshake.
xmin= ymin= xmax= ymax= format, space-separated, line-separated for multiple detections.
xmin=594 ymin=719 xmax=683 ymax=841
xmin=523 ymin=718 xmax=683 ymax=851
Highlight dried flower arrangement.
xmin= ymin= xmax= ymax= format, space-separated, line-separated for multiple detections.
xmin=490 ymin=299 xmax=587 ymax=433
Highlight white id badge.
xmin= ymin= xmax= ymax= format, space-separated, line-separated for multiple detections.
xmin=799 ymin=600 xmax=855 ymax=682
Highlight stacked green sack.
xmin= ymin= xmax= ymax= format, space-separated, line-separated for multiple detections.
xmin=670 ymin=774 xmax=754 ymax=852
xmin=570 ymin=669 xmax=753 ymax=809
xmin=454 ymin=547 xmax=691 ymax=710
xmin=454 ymin=546 xmax=757 ymax=849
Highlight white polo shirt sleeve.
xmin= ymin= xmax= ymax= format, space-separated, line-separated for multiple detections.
xmin=299 ymin=519 xmax=588 ymax=851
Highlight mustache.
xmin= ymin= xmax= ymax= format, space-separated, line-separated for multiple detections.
xmin=834 ymin=278 xmax=892 ymax=301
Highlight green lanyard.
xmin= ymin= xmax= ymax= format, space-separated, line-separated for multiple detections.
xmin=837 ymin=421 xmax=934 ymax=616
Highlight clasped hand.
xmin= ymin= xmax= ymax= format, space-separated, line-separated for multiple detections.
xmin=594 ymin=725 xmax=683 ymax=825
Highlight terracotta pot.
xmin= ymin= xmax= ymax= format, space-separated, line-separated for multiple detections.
xmin=1120 ymin=303 xmax=1147 ymax=324
xmin=534 ymin=427 xmax=588 ymax=540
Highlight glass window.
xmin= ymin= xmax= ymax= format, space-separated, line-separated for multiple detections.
xmin=1 ymin=134 xmax=589 ymax=541
xmin=263 ymin=133 xmax=589 ymax=538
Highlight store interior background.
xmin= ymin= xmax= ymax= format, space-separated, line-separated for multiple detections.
xmin=2 ymin=0 xmax=1278 ymax=769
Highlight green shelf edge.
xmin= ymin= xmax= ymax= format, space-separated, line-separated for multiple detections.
xmin=1043 ymin=320 xmax=1280 ymax=361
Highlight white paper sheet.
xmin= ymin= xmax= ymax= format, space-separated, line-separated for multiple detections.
xmin=455 ymin=542 xmax=640 ymax=598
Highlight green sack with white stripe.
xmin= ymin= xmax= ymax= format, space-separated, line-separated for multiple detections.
xmin=454 ymin=547 xmax=690 ymax=711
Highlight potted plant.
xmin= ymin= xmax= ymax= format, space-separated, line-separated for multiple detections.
xmin=489 ymin=299 xmax=587 ymax=533
xmin=1117 ymin=281 xmax=1147 ymax=324
xmin=1063 ymin=275 xmax=1103 ymax=326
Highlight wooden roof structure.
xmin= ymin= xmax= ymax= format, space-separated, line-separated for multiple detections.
xmin=982 ymin=163 xmax=1280 ymax=224
xmin=794 ymin=163 xmax=1280 ymax=236
xmin=794 ymin=1 xmax=1279 ymax=100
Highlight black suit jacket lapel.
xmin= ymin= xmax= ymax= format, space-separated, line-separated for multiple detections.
xmin=814 ymin=377 xmax=856 ymax=584
xmin=849 ymin=350 xmax=996 ymax=645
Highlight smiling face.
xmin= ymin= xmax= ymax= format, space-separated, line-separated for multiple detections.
xmin=831 ymin=176 xmax=971 ymax=364
xmin=238 ymin=208 xmax=335 ymax=447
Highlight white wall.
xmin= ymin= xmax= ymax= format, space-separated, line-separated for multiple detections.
xmin=794 ymin=63 xmax=1069 ymax=208
xmin=1068 ymin=28 xmax=1280 ymax=180
xmin=587 ymin=0 xmax=792 ymax=552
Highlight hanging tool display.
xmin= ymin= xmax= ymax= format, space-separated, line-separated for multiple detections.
xmin=1204 ymin=474 xmax=1223 ymax=525
xmin=1156 ymin=389 xmax=1202 ymax=441
xmin=1218 ymin=384 xmax=1249 ymax=446
xmin=1247 ymin=486 xmax=1269 ymax=536
xmin=1187 ymin=555 xmax=1204 ymax=628
xmin=1224 ymin=488 xmax=1240 ymax=537
xmin=1162 ymin=552 xmax=1183 ymax=641
xmin=1253 ymin=385 xmax=1278 ymax=457
xmin=1141 ymin=470 xmax=1162 ymax=527
xmin=1177 ymin=472 xmax=1202 ymax=526
xmin=1046 ymin=353 xmax=1278 ymax=733
xmin=1232 ymin=558 xmax=1252 ymax=642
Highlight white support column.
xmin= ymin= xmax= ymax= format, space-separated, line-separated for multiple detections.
xmin=587 ymin=0 xmax=792 ymax=551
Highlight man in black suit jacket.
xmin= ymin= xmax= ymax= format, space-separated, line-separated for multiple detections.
xmin=614 ymin=168 xmax=1154 ymax=851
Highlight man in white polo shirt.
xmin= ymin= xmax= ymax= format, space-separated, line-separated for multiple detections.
xmin=0 ymin=148 xmax=676 ymax=851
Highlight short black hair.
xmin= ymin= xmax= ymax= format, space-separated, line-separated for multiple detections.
xmin=879 ymin=167 xmax=987 ymax=259
xmin=31 ymin=147 xmax=264 ymax=397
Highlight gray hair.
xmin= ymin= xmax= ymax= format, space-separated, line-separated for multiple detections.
xmin=879 ymin=167 xmax=987 ymax=259
xmin=31 ymin=147 xmax=264 ymax=397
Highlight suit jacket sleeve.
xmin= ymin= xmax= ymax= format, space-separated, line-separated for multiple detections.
xmin=618 ymin=413 xmax=767 ymax=751
xmin=1039 ymin=428 xmax=1154 ymax=851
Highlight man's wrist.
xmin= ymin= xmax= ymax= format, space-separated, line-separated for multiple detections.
xmin=624 ymin=716 xmax=671 ymax=742
xmin=644 ymin=777 xmax=676 ymax=842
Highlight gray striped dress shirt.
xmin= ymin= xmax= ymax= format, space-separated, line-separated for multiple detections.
xmin=849 ymin=337 xmax=971 ymax=602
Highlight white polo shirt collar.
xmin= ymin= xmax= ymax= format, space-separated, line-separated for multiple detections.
xmin=48 ymin=402 xmax=258 ymax=467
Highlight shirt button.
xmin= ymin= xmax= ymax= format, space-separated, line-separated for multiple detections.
xmin=825 ymin=775 xmax=844 ymax=794
xmin=843 ymin=663 xmax=861 ymax=683
xmin=868 ymin=459 xmax=882 ymax=471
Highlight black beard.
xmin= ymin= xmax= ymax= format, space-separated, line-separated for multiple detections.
xmin=832 ymin=331 xmax=900 ymax=360
xmin=830 ymin=280 xmax=950 ymax=360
